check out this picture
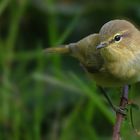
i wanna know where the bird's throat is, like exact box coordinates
[101,47,120,62]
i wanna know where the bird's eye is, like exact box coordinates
[114,34,122,42]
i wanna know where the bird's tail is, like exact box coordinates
[43,45,71,54]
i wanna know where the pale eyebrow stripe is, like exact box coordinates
[108,30,129,44]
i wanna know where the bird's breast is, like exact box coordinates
[105,61,136,79]
[86,59,139,87]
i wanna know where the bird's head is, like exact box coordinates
[96,20,139,62]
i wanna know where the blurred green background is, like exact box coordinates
[1,0,140,139]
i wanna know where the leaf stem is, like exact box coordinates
[112,85,129,140]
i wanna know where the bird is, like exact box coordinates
[44,19,140,88]
[44,20,140,134]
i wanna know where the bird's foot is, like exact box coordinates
[113,106,128,116]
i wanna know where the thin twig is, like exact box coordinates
[112,85,129,140]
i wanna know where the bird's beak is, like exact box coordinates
[96,42,108,50]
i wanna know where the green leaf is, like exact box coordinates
[130,103,139,110]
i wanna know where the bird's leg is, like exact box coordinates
[118,85,129,115]
[98,87,116,111]
[98,87,128,115]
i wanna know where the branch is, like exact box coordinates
[112,85,129,140]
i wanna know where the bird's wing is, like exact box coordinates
[75,34,104,73]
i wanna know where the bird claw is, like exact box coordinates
[114,106,128,116]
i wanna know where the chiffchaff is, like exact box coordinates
[44,19,140,87]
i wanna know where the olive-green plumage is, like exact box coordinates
[45,19,140,87]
